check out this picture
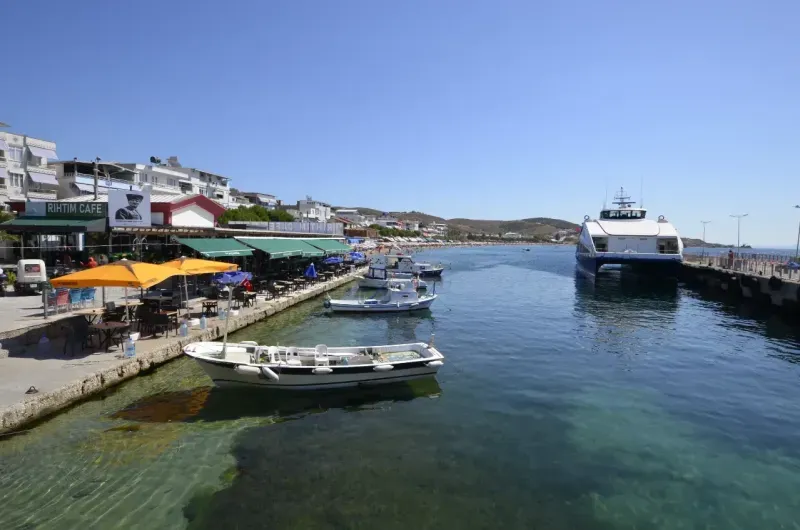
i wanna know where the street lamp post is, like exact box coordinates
[730,213,748,251]
[700,221,711,257]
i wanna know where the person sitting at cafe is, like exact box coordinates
[82,256,98,269]
[241,278,253,292]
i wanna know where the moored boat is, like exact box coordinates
[183,339,445,389]
[358,257,428,289]
[325,278,436,312]
[576,187,683,277]
[381,249,445,277]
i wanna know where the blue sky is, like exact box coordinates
[2,0,799,246]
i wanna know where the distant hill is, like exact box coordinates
[682,238,730,249]
[334,207,579,237]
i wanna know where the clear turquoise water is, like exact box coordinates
[2,246,800,529]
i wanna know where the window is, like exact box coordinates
[8,147,23,162]
[167,179,177,187]
[198,187,206,196]
[10,173,23,187]
[152,176,159,185]
[0,149,5,160]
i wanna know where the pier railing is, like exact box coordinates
[684,252,800,281]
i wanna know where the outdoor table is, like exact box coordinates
[276,280,295,292]
[75,307,105,324]
[118,300,143,308]
[243,292,257,307]
[293,278,307,289]
[91,321,129,352]
[158,310,179,333]
[256,280,269,293]
[202,300,219,316]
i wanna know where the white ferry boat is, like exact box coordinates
[576,188,683,276]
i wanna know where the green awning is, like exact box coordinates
[303,238,352,255]
[176,238,254,257]
[237,238,324,259]
[0,217,106,233]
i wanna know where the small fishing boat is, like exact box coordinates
[183,338,445,389]
[358,259,428,289]
[325,279,436,312]
[379,249,445,278]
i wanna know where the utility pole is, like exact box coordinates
[794,205,800,260]
[21,135,28,200]
[730,213,748,251]
[700,221,711,257]
[92,157,100,200]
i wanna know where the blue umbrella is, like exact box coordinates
[304,263,317,279]
[349,252,365,261]
[212,271,253,285]
[323,256,343,265]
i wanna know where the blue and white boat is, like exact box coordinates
[325,279,437,312]
[576,187,683,276]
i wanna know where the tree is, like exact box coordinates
[0,211,19,243]
[219,205,295,225]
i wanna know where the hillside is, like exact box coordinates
[681,238,730,249]
[336,207,579,237]
[445,217,579,237]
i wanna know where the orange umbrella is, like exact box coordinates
[161,257,238,275]
[161,257,239,316]
[50,259,186,289]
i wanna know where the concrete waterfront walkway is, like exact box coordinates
[0,269,364,434]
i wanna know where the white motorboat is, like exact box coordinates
[381,249,445,278]
[183,339,445,389]
[325,279,437,312]
[358,258,428,289]
[577,187,683,276]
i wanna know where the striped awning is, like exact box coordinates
[28,171,58,186]
[237,238,324,259]
[176,238,254,257]
[28,145,58,160]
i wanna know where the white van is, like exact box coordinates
[15,259,47,295]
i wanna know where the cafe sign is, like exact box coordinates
[26,201,108,218]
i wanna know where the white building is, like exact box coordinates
[50,160,141,199]
[423,222,448,237]
[375,216,401,229]
[404,220,420,232]
[334,208,366,226]
[52,155,236,206]
[238,191,278,209]
[0,130,59,205]
[502,232,523,239]
[297,197,332,222]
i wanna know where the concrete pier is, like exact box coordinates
[0,269,364,434]
[681,257,800,312]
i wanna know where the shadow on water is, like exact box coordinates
[112,379,443,425]
[181,389,622,530]
[573,270,679,326]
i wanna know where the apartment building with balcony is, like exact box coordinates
[0,131,59,206]
[296,197,332,222]
[50,159,143,198]
[53,155,236,205]
[235,191,278,209]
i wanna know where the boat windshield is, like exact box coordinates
[600,209,646,220]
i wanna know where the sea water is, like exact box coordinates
[2,246,800,529]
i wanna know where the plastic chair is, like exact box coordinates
[55,289,70,314]
[45,290,58,315]
[69,289,82,310]
[80,288,95,307]
[314,344,329,366]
